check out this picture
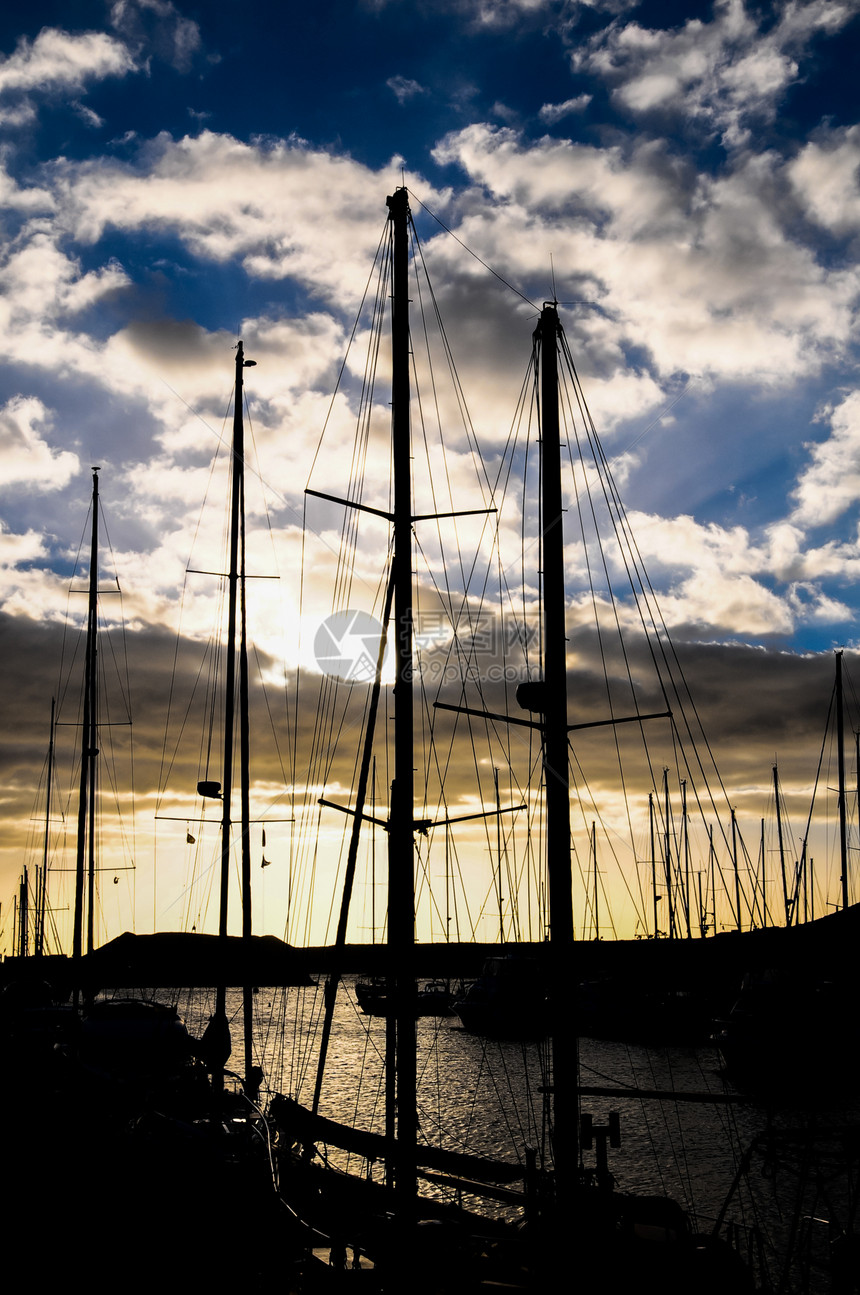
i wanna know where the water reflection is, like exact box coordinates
[146,978,859,1293]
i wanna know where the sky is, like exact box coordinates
[3,0,860,952]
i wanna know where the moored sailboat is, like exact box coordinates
[5,435,291,1290]
[269,188,757,1291]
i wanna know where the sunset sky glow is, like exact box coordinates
[3,0,860,951]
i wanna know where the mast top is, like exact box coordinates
[534,302,560,341]
[386,187,409,218]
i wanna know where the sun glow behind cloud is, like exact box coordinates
[3,0,860,949]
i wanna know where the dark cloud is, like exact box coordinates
[2,595,853,946]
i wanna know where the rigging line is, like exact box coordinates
[408,189,539,311]
[561,366,641,819]
[157,395,231,807]
[502,334,552,601]
[97,505,132,713]
[558,332,742,907]
[568,749,645,931]
[415,612,532,940]
[412,224,497,506]
[54,501,96,724]
[159,379,383,614]
[410,231,468,605]
[242,407,297,820]
[412,527,497,790]
[250,640,294,812]
[618,377,699,460]
[558,373,656,924]
[574,405,712,789]
[93,514,137,876]
[291,495,313,930]
[308,555,392,810]
[321,227,388,619]
[307,215,390,482]
[802,683,835,875]
[459,405,536,829]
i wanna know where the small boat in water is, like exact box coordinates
[356,978,454,1017]
[713,965,856,1093]
[454,954,549,1039]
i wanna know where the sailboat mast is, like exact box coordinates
[37,697,55,956]
[17,867,28,957]
[73,468,100,968]
[311,572,394,1117]
[237,355,256,1089]
[681,779,691,938]
[650,792,659,936]
[731,807,741,932]
[591,821,599,940]
[215,341,256,1093]
[710,824,717,936]
[663,768,674,938]
[836,649,849,911]
[774,763,789,925]
[495,767,504,942]
[387,186,417,1206]
[536,303,575,1202]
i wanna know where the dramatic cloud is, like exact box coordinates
[432,125,859,386]
[3,0,860,943]
[52,132,431,305]
[569,0,859,147]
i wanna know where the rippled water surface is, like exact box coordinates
[145,978,859,1293]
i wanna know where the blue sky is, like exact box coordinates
[3,0,860,945]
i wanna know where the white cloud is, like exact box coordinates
[0,27,134,124]
[0,396,79,490]
[432,0,553,26]
[387,75,426,103]
[0,521,48,566]
[72,101,106,129]
[0,86,853,658]
[570,0,860,147]
[789,124,860,235]
[52,132,440,309]
[662,569,797,635]
[432,125,859,384]
[791,391,860,528]
[0,7,202,129]
[0,227,129,334]
[538,94,592,123]
[619,509,856,636]
[0,162,53,213]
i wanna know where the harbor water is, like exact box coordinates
[135,977,860,1293]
